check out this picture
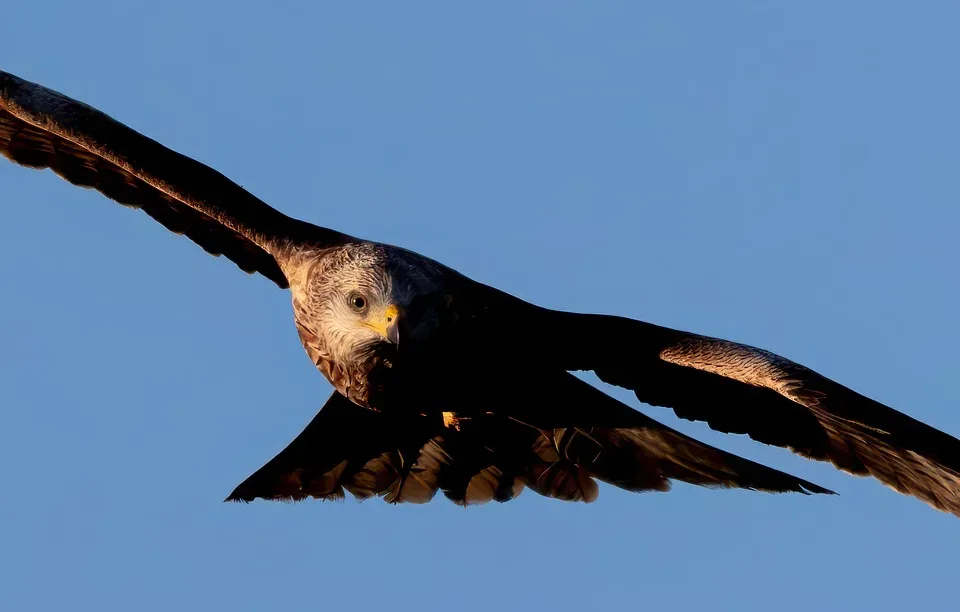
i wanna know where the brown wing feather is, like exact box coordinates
[226,392,523,506]
[547,309,960,517]
[227,374,831,506]
[503,369,832,498]
[0,70,347,288]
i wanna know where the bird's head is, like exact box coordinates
[289,243,446,366]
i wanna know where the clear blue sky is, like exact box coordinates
[2,3,959,611]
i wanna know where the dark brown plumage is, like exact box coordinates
[535,311,960,516]
[228,372,832,505]
[0,72,345,288]
[3,68,960,519]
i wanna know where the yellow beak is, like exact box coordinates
[366,304,401,345]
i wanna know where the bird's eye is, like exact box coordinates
[348,293,367,312]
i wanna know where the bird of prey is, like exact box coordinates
[3,70,960,517]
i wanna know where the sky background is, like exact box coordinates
[2,3,959,611]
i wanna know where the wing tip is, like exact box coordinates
[224,491,251,503]
[802,482,837,496]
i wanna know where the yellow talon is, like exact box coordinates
[442,412,461,431]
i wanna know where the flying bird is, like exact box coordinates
[3,69,960,516]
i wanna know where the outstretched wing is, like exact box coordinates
[544,309,960,517]
[0,70,347,288]
[227,372,831,506]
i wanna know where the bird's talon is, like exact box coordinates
[442,412,462,431]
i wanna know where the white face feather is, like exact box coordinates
[288,243,445,367]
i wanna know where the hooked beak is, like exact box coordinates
[385,315,400,346]
[370,304,401,346]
